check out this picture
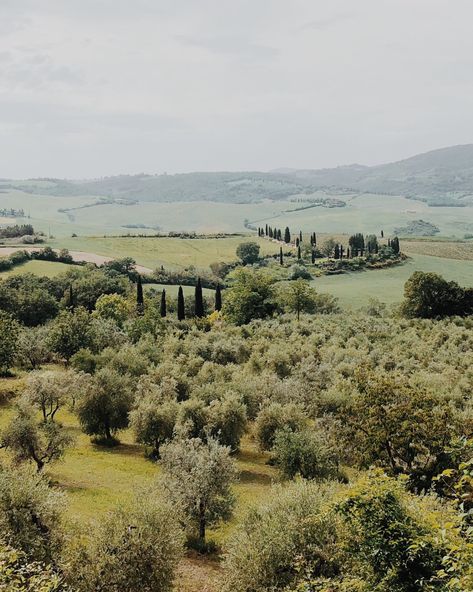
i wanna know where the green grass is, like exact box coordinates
[0,371,275,538]
[49,236,279,271]
[0,259,73,278]
[313,254,473,309]
[3,188,473,238]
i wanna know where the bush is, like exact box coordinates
[272,428,342,481]
[254,403,308,451]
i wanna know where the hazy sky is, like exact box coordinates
[1,0,472,178]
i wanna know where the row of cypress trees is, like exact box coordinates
[136,276,222,320]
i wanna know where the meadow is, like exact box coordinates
[2,188,473,238]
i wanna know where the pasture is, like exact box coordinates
[2,188,473,238]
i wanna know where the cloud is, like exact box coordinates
[175,34,279,62]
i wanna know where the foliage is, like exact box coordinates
[66,491,184,592]
[75,367,133,443]
[130,396,178,458]
[47,308,94,362]
[280,279,318,320]
[272,427,342,481]
[223,268,276,325]
[1,403,73,472]
[401,271,473,318]
[236,242,261,265]
[0,464,64,562]
[0,311,19,375]
[255,403,308,451]
[160,437,237,543]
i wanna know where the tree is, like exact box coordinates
[0,311,19,375]
[272,428,341,481]
[94,293,130,327]
[222,268,276,325]
[160,437,237,545]
[76,367,133,443]
[254,403,308,451]
[279,246,283,266]
[47,308,94,363]
[1,402,73,472]
[215,284,222,311]
[391,236,400,254]
[68,492,184,592]
[15,288,59,326]
[401,271,469,318]
[334,244,340,259]
[349,233,365,254]
[66,284,74,310]
[206,393,247,451]
[366,234,378,254]
[195,278,204,318]
[0,464,64,562]
[281,279,318,320]
[284,227,291,244]
[177,286,185,321]
[236,242,260,265]
[130,397,178,458]
[160,289,167,317]
[21,369,83,422]
[299,230,303,243]
[16,326,50,370]
[297,245,301,260]
[136,275,144,314]
[321,238,337,257]
[338,370,461,491]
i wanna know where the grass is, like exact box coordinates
[49,235,279,271]
[145,283,215,297]
[313,254,473,309]
[3,188,473,239]
[0,259,73,278]
[0,369,276,592]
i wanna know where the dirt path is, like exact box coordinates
[0,247,153,274]
[176,554,222,592]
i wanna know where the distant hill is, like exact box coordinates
[284,144,473,206]
[2,144,473,206]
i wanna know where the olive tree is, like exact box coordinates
[21,370,79,422]
[66,492,184,592]
[1,403,73,472]
[236,241,260,265]
[130,397,178,458]
[280,279,318,320]
[160,437,237,545]
[254,403,308,451]
[0,464,65,562]
[76,367,133,443]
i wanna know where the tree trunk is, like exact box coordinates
[199,501,206,543]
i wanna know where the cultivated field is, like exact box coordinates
[2,188,473,238]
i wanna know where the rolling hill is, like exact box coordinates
[1,144,473,206]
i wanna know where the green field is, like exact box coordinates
[0,259,73,278]
[313,254,473,309]
[49,235,280,270]
[2,188,473,239]
[145,283,215,297]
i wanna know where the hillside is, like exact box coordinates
[1,145,473,206]
[285,144,473,205]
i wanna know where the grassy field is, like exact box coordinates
[0,259,73,278]
[0,370,275,592]
[49,235,280,270]
[2,188,473,238]
[313,254,473,309]
[145,283,215,297]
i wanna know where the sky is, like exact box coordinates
[1,0,472,178]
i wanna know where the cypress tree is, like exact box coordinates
[347,247,351,258]
[195,278,204,318]
[340,245,344,259]
[279,246,283,266]
[296,237,300,247]
[313,233,317,247]
[269,227,273,238]
[136,275,144,314]
[67,284,74,310]
[311,250,315,264]
[265,224,268,236]
[297,245,301,260]
[160,289,167,317]
[299,230,302,243]
[334,244,340,259]
[177,286,185,321]
[277,229,282,241]
[284,227,291,244]
[215,284,222,311]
